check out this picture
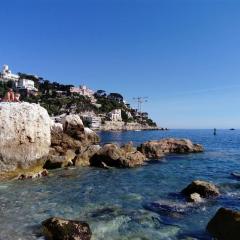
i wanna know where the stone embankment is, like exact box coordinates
[100,121,165,131]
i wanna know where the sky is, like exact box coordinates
[1,0,240,128]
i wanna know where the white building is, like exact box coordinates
[108,109,122,122]
[81,112,102,129]
[0,65,19,83]
[17,79,38,91]
[0,64,38,92]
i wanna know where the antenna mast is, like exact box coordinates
[133,97,148,113]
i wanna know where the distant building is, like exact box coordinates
[17,79,38,91]
[70,85,94,97]
[141,112,148,118]
[70,85,96,103]
[108,109,122,122]
[0,65,19,83]
[81,112,102,129]
[0,64,38,93]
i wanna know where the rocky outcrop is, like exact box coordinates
[48,114,100,169]
[90,143,147,168]
[0,102,51,179]
[181,180,220,199]
[207,208,240,240]
[42,217,91,240]
[51,115,99,152]
[75,145,101,167]
[44,149,76,169]
[138,138,203,159]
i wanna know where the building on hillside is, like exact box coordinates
[70,85,94,97]
[0,65,38,94]
[0,65,19,83]
[17,79,38,92]
[81,112,102,130]
[82,116,101,130]
[70,85,96,103]
[108,109,122,122]
[141,112,149,118]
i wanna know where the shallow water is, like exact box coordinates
[1,129,240,239]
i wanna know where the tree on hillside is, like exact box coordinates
[108,93,123,102]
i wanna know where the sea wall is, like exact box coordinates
[100,121,161,131]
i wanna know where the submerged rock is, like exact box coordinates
[207,207,240,240]
[181,180,220,199]
[138,138,203,159]
[143,200,190,218]
[90,143,146,168]
[231,172,240,179]
[42,217,92,240]
[0,102,51,179]
[17,169,48,180]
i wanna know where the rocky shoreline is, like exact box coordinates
[1,102,239,240]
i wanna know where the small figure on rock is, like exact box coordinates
[14,92,21,102]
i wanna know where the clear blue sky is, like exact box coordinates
[1,0,240,128]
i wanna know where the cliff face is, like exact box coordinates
[0,102,51,177]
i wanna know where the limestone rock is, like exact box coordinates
[44,149,76,169]
[188,193,203,203]
[90,143,146,168]
[42,217,91,240]
[75,145,101,167]
[181,180,220,198]
[61,114,84,134]
[0,102,51,178]
[207,208,240,240]
[138,138,204,159]
[51,117,99,153]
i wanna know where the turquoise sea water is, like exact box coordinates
[1,129,240,240]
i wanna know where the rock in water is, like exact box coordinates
[207,208,240,240]
[181,180,220,198]
[42,217,92,240]
[138,138,203,159]
[48,114,100,169]
[188,193,203,203]
[90,143,146,168]
[75,145,101,167]
[0,102,51,178]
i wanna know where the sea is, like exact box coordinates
[1,129,240,240]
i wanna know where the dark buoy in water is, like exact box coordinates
[213,128,217,135]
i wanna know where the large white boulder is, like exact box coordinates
[0,102,51,175]
[61,114,84,133]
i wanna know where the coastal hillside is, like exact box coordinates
[0,67,159,130]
